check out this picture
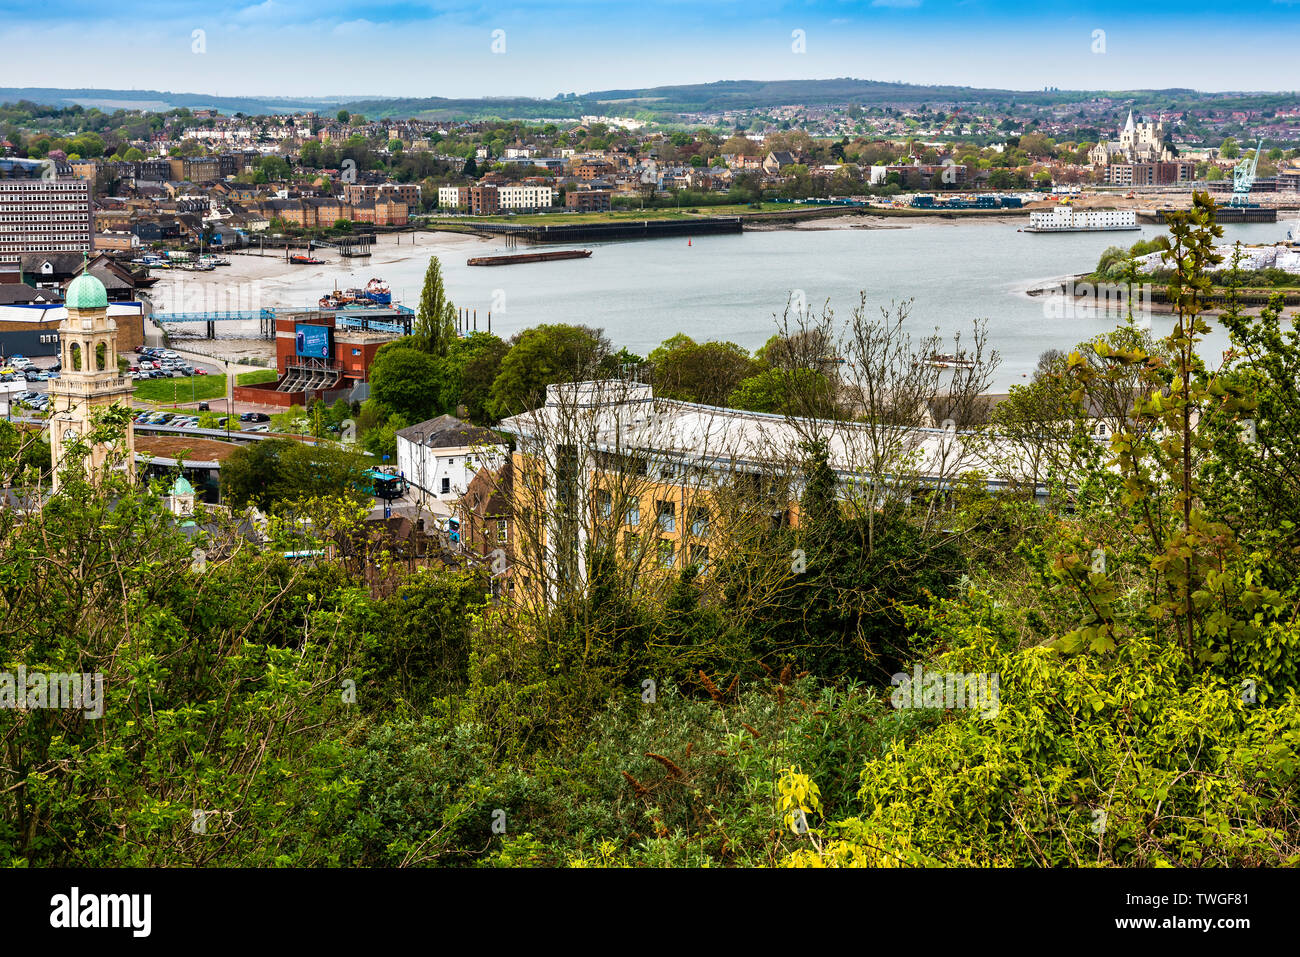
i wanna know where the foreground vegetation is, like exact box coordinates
[2,195,1298,867]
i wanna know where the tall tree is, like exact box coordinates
[412,256,458,357]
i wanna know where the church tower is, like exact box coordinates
[48,273,136,489]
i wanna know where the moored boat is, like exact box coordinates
[467,249,592,267]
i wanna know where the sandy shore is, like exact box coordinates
[149,231,486,314]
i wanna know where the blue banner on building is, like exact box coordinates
[295,323,332,358]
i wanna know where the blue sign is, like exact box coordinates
[295,323,332,358]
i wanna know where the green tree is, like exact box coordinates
[221,438,368,508]
[653,339,759,406]
[412,256,458,357]
[437,331,509,424]
[488,324,611,419]
[370,345,443,423]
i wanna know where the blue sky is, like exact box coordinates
[2,1,1297,98]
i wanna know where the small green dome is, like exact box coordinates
[65,274,108,310]
[169,476,195,497]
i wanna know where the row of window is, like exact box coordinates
[593,490,709,534]
[621,532,709,570]
[0,208,90,215]
[0,186,89,193]
[0,244,89,252]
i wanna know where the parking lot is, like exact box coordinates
[1,347,281,434]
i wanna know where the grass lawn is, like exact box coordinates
[135,375,227,403]
[134,368,280,404]
[236,368,278,386]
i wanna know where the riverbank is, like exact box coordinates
[424,202,1032,240]
[151,230,488,314]
[1024,274,1300,316]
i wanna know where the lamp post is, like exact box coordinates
[414,432,425,509]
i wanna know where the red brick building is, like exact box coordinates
[565,189,612,212]
[342,182,421,210]
[232,313,399,408]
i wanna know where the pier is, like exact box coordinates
[151,305,414,339]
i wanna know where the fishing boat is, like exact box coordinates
[290,254,325,265]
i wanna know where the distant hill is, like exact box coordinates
[0,88,351,115]
[3,80,1294,123]
[338,96,589,121]
[344,79,1295,121]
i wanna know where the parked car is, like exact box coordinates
[246,424,271,433]
[239,412,270,423]
[45,370,59,379]
[23,369,45,381]
[193,368,209,376]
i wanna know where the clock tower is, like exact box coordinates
[48,273,136,489]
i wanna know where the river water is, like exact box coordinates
[176,217,1297,390]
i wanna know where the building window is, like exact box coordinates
[496,519,508,544]
[690,507,709,537]
[656,500,675,533]
[658,538,675,568]
[689,544,709,573]
[623,531,643,561]
[596,488,612,517]
[624,497,640,526]
[441,477,451,494]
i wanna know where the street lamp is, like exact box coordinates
[414,432,425,508]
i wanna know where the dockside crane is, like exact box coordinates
[1229,137,1265,207]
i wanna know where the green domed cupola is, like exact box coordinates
[65,274,109,310]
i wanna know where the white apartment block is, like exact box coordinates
[496,184,554,209]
